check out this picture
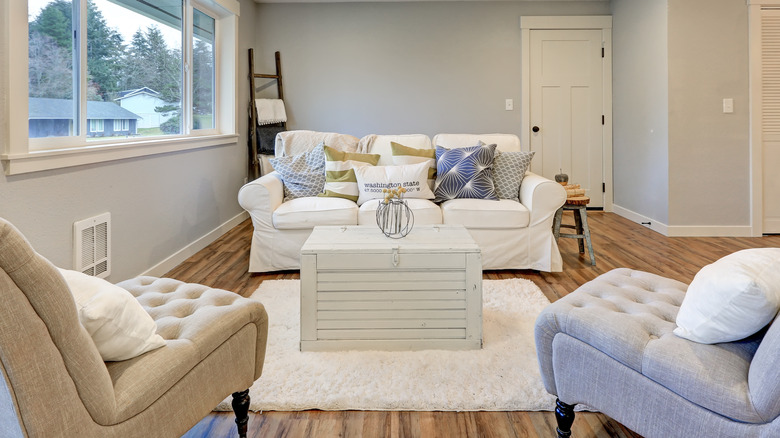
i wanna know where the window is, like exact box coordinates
[192,8,215,131]
[4,0,239,174]
[113,119,129,132]
[89,119,104,133]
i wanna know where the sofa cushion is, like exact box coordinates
[441,199,529,229]
[353,161,434,206]
[434,143,498,203]
[357,198,443,226]
[269,142,326,201]
[275,130,359,157]
[391,141,437,189]
[357,134,432,165]
[274,197,358,230]
[319,146,380,202]
[492,150,535,202]
[674,248,780,344]
[432,133,522,153]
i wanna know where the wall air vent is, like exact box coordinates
[73,213,111,279]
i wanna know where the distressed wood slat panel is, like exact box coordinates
[318,309,467,320]
[317,328,466,340]
[317,300,466,311]
[317,318,467,330]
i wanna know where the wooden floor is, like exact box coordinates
[171,212,780,438]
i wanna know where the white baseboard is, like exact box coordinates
[612,204,754,237]
[666,225,754,237]
[612,204,669,236]
[142,211,249,277]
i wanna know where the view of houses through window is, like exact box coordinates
[28,0,216,141]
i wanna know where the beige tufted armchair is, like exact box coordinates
[0,218,268,437]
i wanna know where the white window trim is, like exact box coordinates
[1,0,239,176]
[113,119,129,132]
[90,119,104,133]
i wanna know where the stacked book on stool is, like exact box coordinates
[552,172,595,265]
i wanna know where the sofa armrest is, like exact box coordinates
[519,172,567,226]
[237,172,284,229]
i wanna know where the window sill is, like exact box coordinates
[1,134,239,175]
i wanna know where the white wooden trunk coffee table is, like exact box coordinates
[300,225,482,351]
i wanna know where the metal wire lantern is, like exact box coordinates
[376,198,414,238]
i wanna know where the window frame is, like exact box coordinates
[89,119,104,133]
[113,119,129,132]
[1,0,238,175]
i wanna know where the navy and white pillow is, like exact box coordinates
[433,143,498,203]
[269,142,327,201]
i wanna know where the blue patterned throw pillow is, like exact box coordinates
[269,142,327,201]
[434,143,498,203]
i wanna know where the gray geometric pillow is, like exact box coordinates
[492,150,535,202]
[269,142,326,201]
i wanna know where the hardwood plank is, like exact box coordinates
[172,213,780,437]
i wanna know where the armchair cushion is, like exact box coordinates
[674,248,780,344]
[58,268,165,361]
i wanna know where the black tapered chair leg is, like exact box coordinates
[232,389,250,438]
[555,398,576,438]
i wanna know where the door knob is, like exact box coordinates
[532,126,540,133]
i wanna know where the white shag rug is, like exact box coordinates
[216,278,556,412]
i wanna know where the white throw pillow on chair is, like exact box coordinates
[674,248,780,344]
[59,268,166,361]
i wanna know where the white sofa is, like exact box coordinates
[238,131,567,272]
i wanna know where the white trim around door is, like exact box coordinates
[520,16,613,212]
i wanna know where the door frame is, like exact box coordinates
[748,0,780,236]
[520,16,613,212]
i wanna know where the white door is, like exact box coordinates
[529,29,605,208]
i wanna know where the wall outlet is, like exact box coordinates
[505,99,514,111]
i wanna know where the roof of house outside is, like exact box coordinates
[29,98,142,120]
[115,87,161,100]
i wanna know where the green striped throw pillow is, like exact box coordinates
[319,145,381,202]
[390,141,437,189]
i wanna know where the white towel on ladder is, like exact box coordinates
[255,99,287,125]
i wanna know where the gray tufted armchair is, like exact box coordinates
[535,268,780,438]
[0,218,268,437]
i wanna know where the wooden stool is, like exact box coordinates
[553,198,595,266]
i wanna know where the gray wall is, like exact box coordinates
[0,0,258,281]
[253,1,610,139]
[667,0,750,227]
[611,0,669,224]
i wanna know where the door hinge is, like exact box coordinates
[602,47,605,58]
[602,182,606,193]
[602,115,605,125]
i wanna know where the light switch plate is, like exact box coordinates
[723,98,734,114]
[505,99,514,111]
